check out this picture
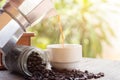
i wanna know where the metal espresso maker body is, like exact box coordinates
[0,0,56,76]
[0,0,56,55]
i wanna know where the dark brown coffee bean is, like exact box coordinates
[25,52,104,80]
[87,73,94,79]
[84,70,88,74]
[97,72,104,77]
[94,74,101,79]
[78,77,87,80]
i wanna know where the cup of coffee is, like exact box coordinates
[46,44,82,70]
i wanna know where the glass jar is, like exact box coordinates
[2,45,46,76]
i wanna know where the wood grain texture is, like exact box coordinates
[0,58,120,80]
[78,58,120,80]
[17,33,34,46]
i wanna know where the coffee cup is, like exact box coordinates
[46,44,82,70]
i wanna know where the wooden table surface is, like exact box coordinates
[0,58,120,80]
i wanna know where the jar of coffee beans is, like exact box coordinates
[2,45,47,76]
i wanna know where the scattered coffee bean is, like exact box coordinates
[25,52,104,80]
[97,72,104,77]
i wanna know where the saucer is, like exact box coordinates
[50,61,81,70]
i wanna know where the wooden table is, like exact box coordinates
[0,58,120,80]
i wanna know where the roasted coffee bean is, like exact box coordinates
[84,70,88,74]
[94,74,101,79]
[78,77,87,80]
[86,73,94,79]
[25,52,104,80]
[97,72,104,77]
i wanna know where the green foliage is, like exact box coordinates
[0,0,6,8]
[28,0,116,57]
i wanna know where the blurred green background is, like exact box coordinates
[28,0,116,58]
[0,0,6,8]
[1,0,118,58]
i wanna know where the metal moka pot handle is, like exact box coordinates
[1,0,56,31]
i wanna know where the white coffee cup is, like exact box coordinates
[46,44,82,70]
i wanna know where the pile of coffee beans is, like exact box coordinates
[25,52,104,80]
[27,52,46,73]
